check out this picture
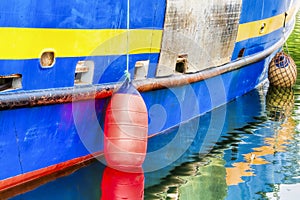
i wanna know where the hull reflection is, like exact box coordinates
[144,88,266,198]
[101,167,144,200]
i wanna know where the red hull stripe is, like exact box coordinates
[0,153,102,198]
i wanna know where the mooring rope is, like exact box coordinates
[282,23,290,55]
[125,0,131,81]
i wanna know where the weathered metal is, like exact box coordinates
[156,0,242,76]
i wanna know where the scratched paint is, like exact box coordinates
[156,0,242,76]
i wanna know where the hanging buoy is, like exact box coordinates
[266,86,294,121]
[268,52,297,87]
[101,167,144,200]
[104,78,148,170]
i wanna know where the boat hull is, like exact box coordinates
[0,51,277,185]
[0,0,299,193]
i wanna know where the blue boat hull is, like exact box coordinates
[0,52,274,180]
[0,0,299,191]
[8,87,295,199]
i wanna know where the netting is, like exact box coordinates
[266,86,294,121]
[268,52,297,87]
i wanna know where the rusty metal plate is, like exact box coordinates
[156,0,242,76]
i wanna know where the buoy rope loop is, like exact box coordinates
[124,0,131,82]
[124,70,131,81]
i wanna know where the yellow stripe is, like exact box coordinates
[1,7,296,59]
[236,14,285,42]
[0,28,162,59]
[236,7,296,42]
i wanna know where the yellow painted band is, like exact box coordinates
[236,8,296,42]
[0,7,296,59]
[236,14,285,42]
[0,28,162,59]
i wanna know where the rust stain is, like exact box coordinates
[157,0,242,76]
[0,63,234,110]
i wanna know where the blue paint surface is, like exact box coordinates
[11,87,287,200]
[0,0,292,189]
[0,113,23,179]
[10,83,300,200]
[239,0,290,24]
[0,0,289,92]
[130,0,166,29]
[0,53,160,91]
[0,100,106,180]
[144,54,268,134]
[0,0,166,29]
[93,53,160,84]
[0,58,78,90]
[12,162,105,200]
[0,52,270,180]
[231,28,284,60]
[231,0,293,60]
[0,0,166,91]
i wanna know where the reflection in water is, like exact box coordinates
[227,84,298,200]
[101,167,144,200]
[266,86,294,121]
[226,85,296,188]
[178,156,227,200]
[144,88,266,199]
[145,154,227,200]
[144,84,297,199]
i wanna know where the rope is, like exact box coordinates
[284,41,290,55]
[282,21,290,55]
[124,70,131,80]
[125,0,131,81]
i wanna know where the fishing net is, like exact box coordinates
[268,52,297,87]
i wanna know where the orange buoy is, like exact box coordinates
[104,78,148,170]
[101,167,144,200]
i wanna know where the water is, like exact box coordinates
[7,14,300,200]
